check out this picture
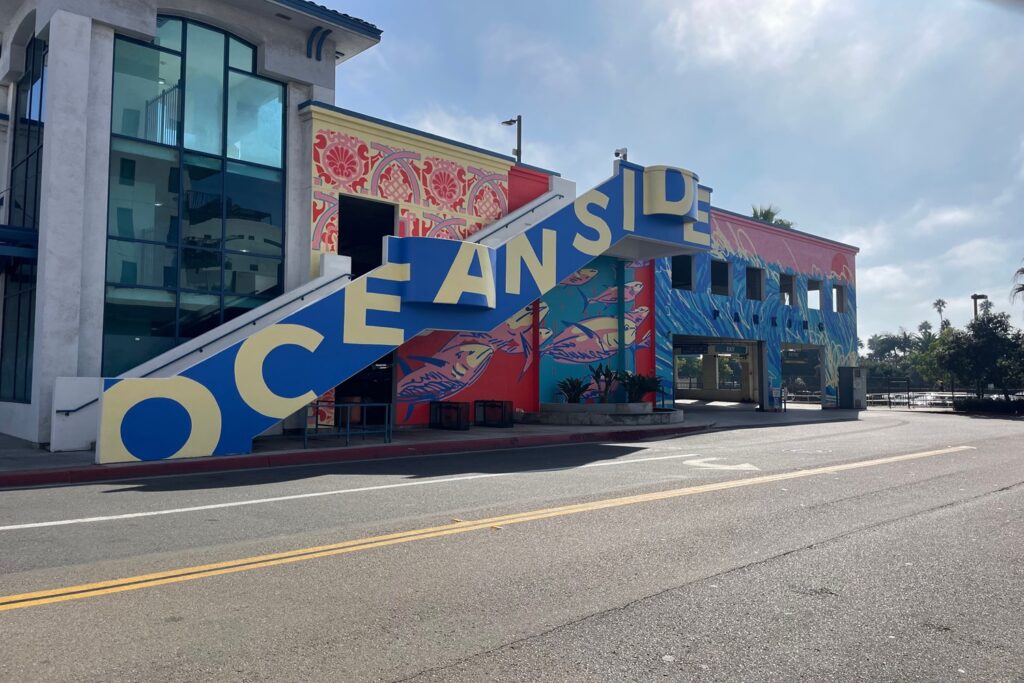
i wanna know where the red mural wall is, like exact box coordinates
[394,166,552,425]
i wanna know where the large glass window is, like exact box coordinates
[1,37,47,402]
[112,39,181,145]
[227,72,284,167]
[107,138,179,242]
[183,25,225,155]
[103,18,284,376]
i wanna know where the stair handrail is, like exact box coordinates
[57,269,352,415]
[467,191,565,243]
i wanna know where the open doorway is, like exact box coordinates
[333,194,398,424]
[781,343,824,408]
[672,336,763,408]
[336,194,397,277]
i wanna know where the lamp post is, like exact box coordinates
[971,293,988,321]
[971,293,989,399]
[501,115,522,163]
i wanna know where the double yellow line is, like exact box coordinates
[0,445,974,613]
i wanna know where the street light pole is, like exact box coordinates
[970,293,988,399]
[501,115,522,163]
[971,293,988,321]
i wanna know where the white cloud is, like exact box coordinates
[409,106,561,172]
[838,220,891,257]
[914,206,984,234]
[653,0,834,70]
[857,264,917,296]
[478,26,580,93]
[940,237,1011,268]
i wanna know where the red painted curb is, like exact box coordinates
[0,424,708,489]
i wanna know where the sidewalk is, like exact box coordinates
[0,407,860,488]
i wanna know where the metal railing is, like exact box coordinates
[303,401,392,448]
[468,192,566,243]
[56,269,353,415]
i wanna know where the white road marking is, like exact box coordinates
[580,453,699,467]
[0,452,710,532]
[681,457,760,471]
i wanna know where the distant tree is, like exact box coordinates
[916,321,935,351]
[751,204,795,228]
[979,299,994,317]
[934,312,1024,400]
[933,298,947,330]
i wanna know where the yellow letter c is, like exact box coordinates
[235,323,324,418]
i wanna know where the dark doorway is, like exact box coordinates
[337,194,396,277]
[334,353,394,426]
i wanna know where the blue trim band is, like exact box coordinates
[299,101,561,176]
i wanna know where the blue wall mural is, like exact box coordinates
[654,210,858,409]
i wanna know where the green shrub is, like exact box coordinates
[952,397,1024,415]
[616,371,662,403]
[588,363,617,403]
[556,377,587,404]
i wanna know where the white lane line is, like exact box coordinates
[0,453,702,532]
[581,453,699,467]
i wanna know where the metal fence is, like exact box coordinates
[304,401,392,448]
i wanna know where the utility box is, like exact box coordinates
[838,366,867,410]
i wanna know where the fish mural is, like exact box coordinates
[396,336,496,418]
[560,267,599,286]
[541,312,650,365]
[582,281,644,312]
[485,302,550,379]
[627,260,649,269]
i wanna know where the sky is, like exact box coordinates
[325,0,1024,340]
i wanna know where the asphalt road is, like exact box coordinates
[0,410,1022,682]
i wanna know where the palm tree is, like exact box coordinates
[751,204,795,228]
[1013,263,1024,302]
[933,298,947,329]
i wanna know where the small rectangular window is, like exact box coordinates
[808,279,822,310]
[710,259,730,296]
[833,285,846,313]
[746,267,763,300]
[229,38,254,72]
[779,273,796,306]
[671,255,693,290]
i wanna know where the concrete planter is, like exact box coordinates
[540,402,653,415]
[524,403,683,426]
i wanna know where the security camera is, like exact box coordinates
[614,147,628,160]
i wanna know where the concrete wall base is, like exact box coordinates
[522,407,684,426]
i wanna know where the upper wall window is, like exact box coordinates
[780,273,796,306]
[808,279,822,310]
[745,267,763,301]
[710,259,730,296]
[671,255,693,290]
[833,285,846,313]
[112,40,181,146]
[112,18,281,168]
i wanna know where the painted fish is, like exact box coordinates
[560,267,599,286]
[626,260,649,269]
[582,281,644,311]
[396,338,495,417]
[541,315,640,364]
[625,305,651,326]
[485,302,551,379]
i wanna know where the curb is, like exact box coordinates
[0,423,712,490]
